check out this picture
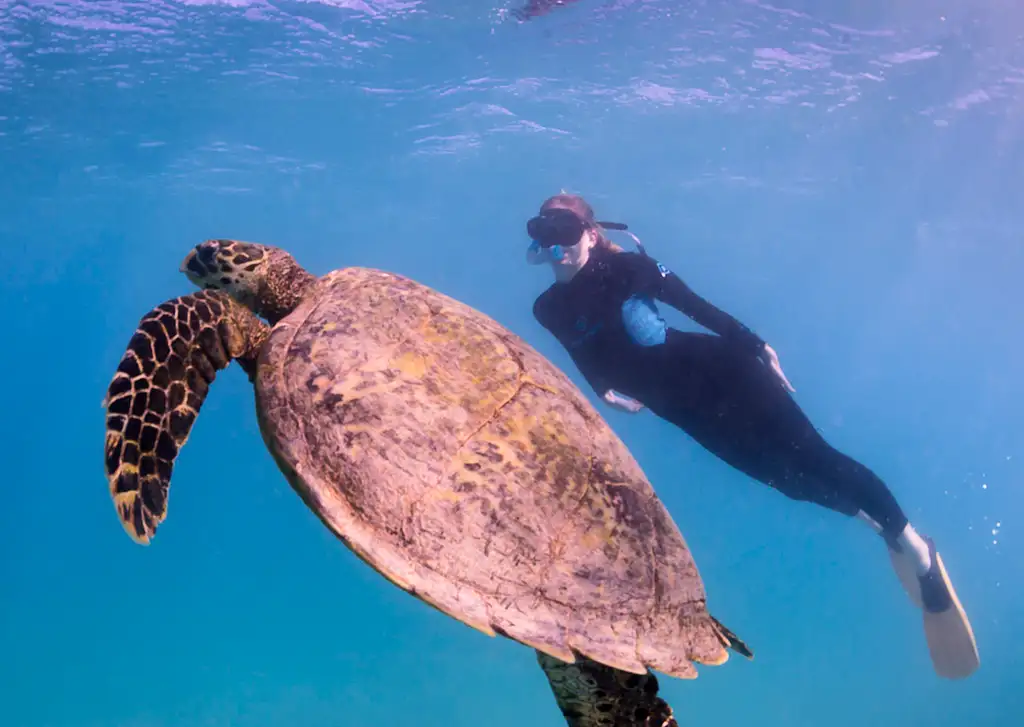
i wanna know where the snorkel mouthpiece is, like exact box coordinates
[526,239,565,265]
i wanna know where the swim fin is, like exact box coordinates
[919,540,980,680]
[887,537,978,679]
[887,544,924,608]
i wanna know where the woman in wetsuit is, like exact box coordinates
[524,193,979,680]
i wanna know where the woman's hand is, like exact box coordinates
[603,389,645,413]
[762,343,796,393]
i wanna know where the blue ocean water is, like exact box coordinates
[1,1,1021,726]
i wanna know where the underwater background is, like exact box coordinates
[1,1,1021,726]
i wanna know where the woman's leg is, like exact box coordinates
[783,431,939,586]
[787,437,909,540]
[642,332,883,519]
[648,333,923,546]
[642,332,978,677]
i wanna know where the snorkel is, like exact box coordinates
[593,220,648,257]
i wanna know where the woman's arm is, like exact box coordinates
[532,292,646,410]
[533,294,612,399]
[644,257,766,355]
[636,255,795,391]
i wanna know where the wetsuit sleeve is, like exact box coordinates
[532,294,612,398]
[563,350,613,399]
[643,258,766,355]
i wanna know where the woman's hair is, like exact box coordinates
[539,193,625,253]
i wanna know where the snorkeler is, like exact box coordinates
[524,193,980,680]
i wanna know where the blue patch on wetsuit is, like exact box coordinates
[621,295,667,346]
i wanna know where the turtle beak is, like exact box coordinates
[179,249,196,275]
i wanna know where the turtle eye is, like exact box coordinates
[196,243,218,267]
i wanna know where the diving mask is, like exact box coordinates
[527,207,589,250]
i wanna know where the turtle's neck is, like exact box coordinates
[257,250,318,325]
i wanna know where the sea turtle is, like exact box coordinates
[103,239,753,726]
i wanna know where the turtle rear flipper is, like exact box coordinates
[537,651,678,727]
[710,615,753,660]
[103,291,269,545]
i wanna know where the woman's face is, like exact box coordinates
[526,227,598,268]
[558,227,598,267]
[525,207,599,271]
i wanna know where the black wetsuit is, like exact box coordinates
[533,245,908,539]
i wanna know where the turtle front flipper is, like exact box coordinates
[537,651,679,727]
[103,290,270,544]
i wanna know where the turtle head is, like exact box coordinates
[181,239,269,306]
[181,239,316,324]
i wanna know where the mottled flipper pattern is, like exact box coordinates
[538,652,678,727]
[103,290,269,544]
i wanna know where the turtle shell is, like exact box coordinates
[254,267,731,678]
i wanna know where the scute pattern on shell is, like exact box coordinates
[254,268,730,678]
